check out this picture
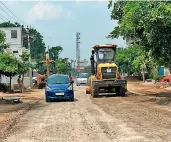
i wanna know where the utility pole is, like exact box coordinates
[48,37,50,54]
[27,26,32,88]
[73,61,76,70]
[48,45,50,54]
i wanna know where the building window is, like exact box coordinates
[13,51,18,54]
[11,30,17,38]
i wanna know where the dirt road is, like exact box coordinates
[1,86,171,142]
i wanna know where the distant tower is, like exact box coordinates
[76,32,81,72]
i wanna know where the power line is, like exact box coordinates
[0,16,4,22]
[0,13,10,21]
[0,1,26,25]
[0,4,18,22]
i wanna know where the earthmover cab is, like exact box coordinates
[36,54,57,89]
[87,44,127,97]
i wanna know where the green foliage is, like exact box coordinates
[23,28,46,60]
[0,31,5,44]
[0,21,20,27]
[20,51,29,62]
[0,30,6,52]
[116,44,159,79]
[0,51,31,77]
[34,45,71,74]
[56,58,71,74]
[149,67,159,80]
[0,53,19,76]
[116,44,144,75]
[108,1,171,68]
[19,51,31,74]
[49,46,63,60]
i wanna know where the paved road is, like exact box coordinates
[2,86,171,142]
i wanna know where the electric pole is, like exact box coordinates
[76,32,81,73]
[48,45,50,54]
[48,37,50,54]
[26,26,32,88]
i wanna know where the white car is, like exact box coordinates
[76,73,89,86]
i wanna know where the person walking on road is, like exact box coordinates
[17,75,23,93]
[90,50,95,75]
[69,73,73,81]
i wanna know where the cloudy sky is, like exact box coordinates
[1,0,126,61]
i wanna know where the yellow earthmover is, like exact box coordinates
[86,44,127,97]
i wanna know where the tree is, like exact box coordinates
[0,51,32,91]
[19,51,31,77]
[116,44,159,80]
[20,51,29,62]
[108,1,171,68]
[56,58,71,74]
[0,31,5,43]
[141,62,146,82]
[0,21,21,27]
[19,51,33,80]
[0,31,6,52]
[23,28,46,60]
[116,45,144,75]
[0,52,19,89]
[49,46,63,60]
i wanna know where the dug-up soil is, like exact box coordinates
[0,89,44,139]
[0,84,171,141]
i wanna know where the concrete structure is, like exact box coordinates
[0,27,25,58]
[0,27,31,89]
[159,66,170,76]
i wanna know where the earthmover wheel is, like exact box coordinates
[120,86,126,97]
[92,88,98,98]
[38,84,43,89]
[116,86,125,97]
[91,81,98,98]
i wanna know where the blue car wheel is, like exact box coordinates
[45,96,50,102]
[70,97,74,101]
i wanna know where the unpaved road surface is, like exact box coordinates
[1,86,171,142]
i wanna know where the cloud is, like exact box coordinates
[28,2,65,21]
[75,0,108,6]
[65,11,72,20]
[97,1,108,4]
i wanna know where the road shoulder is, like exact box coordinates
[0,89,44,139]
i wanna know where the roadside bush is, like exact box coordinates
[155,76,162,82]
[149,67,159,81]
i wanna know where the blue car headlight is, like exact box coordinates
[67,85,73,91]
[46,86,51,91]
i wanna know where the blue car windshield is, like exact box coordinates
[47,75,70,84]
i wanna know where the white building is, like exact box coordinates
[0,27,28,58]
[0,27,31,89]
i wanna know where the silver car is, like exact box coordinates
[76,73,89,86]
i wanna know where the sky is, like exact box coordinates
[1,0,126,61]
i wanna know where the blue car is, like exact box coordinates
[45,74,74,102]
